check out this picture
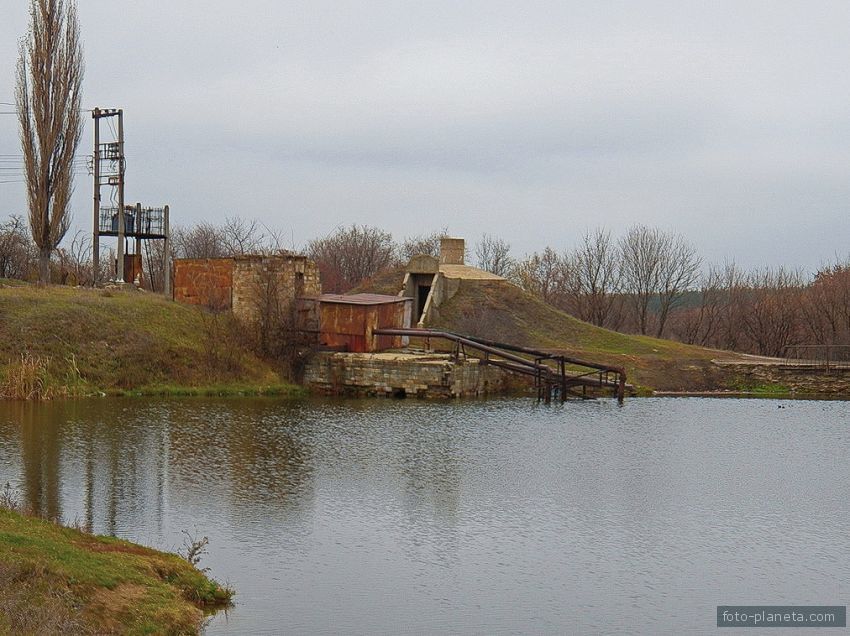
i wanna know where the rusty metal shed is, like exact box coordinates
[312,293,412,353]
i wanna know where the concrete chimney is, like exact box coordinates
[439,237,465,265]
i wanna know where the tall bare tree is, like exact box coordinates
[618,225,700,336]
[570,228,621,327]
[16,0,84,285]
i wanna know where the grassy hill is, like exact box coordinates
[356,270,746,393]
[433,280,742,393]
[0,282,298,398]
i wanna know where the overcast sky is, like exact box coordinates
[1,0,849,271]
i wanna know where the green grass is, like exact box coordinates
[732,381,791,395]
[115,383,308,398]
[0,284,297,398]
[0,508,231,634]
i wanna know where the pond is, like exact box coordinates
[0,397,848,634]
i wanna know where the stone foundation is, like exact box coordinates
[726,363,850,396]
[303,351,508,398]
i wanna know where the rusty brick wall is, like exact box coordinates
[172,258,235,310]
[231,255,321,323]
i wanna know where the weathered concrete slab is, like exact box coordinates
[304,351,508,398]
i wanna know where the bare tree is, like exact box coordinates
[172,222,224,259]
[399,229,447,261]
[801,259,850,345]
[55,228,96,285]
[220,216,265,256]
[671,267,723,346]
[618,226,701,337]
[511,247,567,305]
[569,228,621,327]
[475,234,514,277]
[741,267,804,357]
[0,215,36,280]
[16,0,84,285]
[306,224,397,293]
[655,232,701,337]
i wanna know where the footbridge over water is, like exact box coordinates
[373,327,629,403]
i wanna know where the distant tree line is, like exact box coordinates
[2,212,849,357]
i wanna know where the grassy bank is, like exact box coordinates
[0,283,299,399]
[0,508,231,634]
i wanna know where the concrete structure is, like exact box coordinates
[304,351,508,398]
[302,293,413,353]
[400,237,505,326]
[172,254,321,321]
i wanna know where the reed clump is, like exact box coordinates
[0,353,88,400]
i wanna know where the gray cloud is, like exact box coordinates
[1,0,849,271]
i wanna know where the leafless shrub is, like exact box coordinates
[179,529,210,572]
[0,215,37,280]
[307,224,397,293]
[399,228,447,261]
[244,265,313,379]
[172,222,225,259]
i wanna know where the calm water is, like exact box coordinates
[0,397,849,634]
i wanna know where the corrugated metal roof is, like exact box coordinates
[316,293,410,305]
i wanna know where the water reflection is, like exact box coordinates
[0,397,848,634]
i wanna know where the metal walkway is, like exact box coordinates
[373,327,628,403]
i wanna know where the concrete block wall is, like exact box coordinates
[230,255,321,323]
[439,237,465,265]
[304,352,507,398]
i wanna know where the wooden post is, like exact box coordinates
[617,370,626,404]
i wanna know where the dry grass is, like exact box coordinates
[0,352,49,399]
[0,284,297,397]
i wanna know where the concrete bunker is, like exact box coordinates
[400,237,505,327]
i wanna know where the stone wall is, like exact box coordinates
[304,351,508,398]
[231,255,321,323]
[728,363,850,396]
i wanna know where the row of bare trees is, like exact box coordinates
[510,226,701,338]
[670,263,850,356]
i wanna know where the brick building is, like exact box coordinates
[172,254,321,322]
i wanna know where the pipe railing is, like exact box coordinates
[373,327,627,402]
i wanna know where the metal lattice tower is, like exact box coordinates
[91,108,170,292]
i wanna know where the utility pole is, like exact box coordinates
[91,107,171,291]
[91,108,100,283]
[116,109,125,282]
[91,107,125,283]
